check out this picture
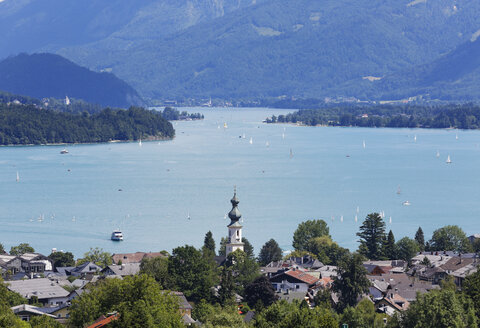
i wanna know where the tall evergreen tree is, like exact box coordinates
[357,213,386,260]
[415,227,425,251]
[203,231,216,255]
[383,230,396,260]
[258,239,283,266]
[242,237,255,259]
[218,267,235,305]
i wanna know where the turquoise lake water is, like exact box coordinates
[1,107,479,257]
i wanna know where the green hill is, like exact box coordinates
[0,53,144,108]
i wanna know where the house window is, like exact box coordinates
[296,285,300,289]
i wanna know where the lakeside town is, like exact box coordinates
[1,191,479,327]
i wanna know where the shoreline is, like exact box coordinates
[0,135,174,147]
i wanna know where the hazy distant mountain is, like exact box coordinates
[0,53,143,108]
[358,37,480,101]
[0,0,260,60]
[3,0,480,101]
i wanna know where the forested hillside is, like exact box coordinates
[0,104,174,145]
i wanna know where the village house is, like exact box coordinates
[375,293,410,316]
[367,272,439,303]
[6,278,70,306]
[111,251,166,264]
[10,304,56,322]
[270,268,319,293]
[0,253,53,278]
[56,261,102,277]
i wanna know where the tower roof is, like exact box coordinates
[228,187,242,222]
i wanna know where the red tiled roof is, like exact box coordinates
[112,252,165,264]
[284,270,319,285]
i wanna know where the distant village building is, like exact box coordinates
[225,188,244,257]
[111,252,165,265]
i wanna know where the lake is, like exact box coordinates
[1,107,478,257]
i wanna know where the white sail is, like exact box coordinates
[436,150,440,158]
[355,215,358,222]
[446,155,452,164]
[139,139,142,147]
[414,135,417,142]
[389,216,392,224]
[249,137,253,144]
[363,140,366,149]
[266,141,270,147]
[16,171,19,182]
[340,215,343,223]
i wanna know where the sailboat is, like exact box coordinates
[266,141,270,147]
[436,150,440,158]
[355,215,358,223]
[389,216,392,224]
[362,140,366,149]
[289,148,293,158]
[282,132,285,140]
[414,135,417,142]
[139,139,142,147]
[446,155,452,164]
[224,122,228,129]
[242,133,246,139]
[396,186,401,195]
[16,171,19,182]
[187,212,191,220]
[456,133,458,140]
[340,215,343,223]
[249,137,253,145]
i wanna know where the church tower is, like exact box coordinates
[225,187,244,256]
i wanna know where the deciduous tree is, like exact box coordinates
[244,276,277,309]
[332,253,370,311]
[77,247,112,268]
[48,251,75,268]
[292,219,330,251]
[429,225,472,253]
[68,275,183,328]
[139,256,170,289]
[168,245,217,302]
[306,236,350,265]
[10,243,34,256]
[400,289,477,328]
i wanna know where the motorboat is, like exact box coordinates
[111,230,123,241]
[402,201,411,206]
[60,148,69,154]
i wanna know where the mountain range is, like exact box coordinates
[2,0,480,102]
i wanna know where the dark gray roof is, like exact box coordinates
[171,292,193,310]
[243,311,256,323]
[72,261,102,274]
[6,278,70,300]
[102,263,140,276]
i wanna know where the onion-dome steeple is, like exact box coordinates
[228,187,242,224]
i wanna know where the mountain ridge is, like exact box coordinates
[0,53,144,108]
